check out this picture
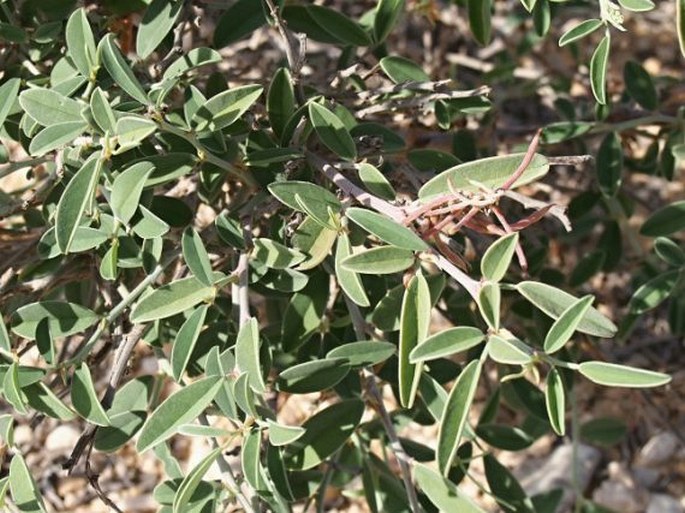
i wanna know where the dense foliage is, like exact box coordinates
[0,0,682,511]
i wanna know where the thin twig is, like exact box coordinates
[343,295,422,513]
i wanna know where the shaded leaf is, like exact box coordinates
[172,446,222,513]
[9,453,47,513]
[100,34,149,104]
[65,8,96,77]
[629,270,682,314]
[191,84,263,132]
[415,464,486,512]
[11,301,99,340]
[137,0,183,59]
[335,233,370,307]
[71,364,110,426]
[130,276,215,323]
[327,341,396,368]
[94,411,146,452]
[277,358,350,394]
[182,227,214,286]
[171,305,208,382]
[213,0,267,48]
[308,102,357,160]
[481,232,519,282]
[235,317,267,394]
[640,200,685,236]
[374,0,405,43]
[399,274,430,408]
[341,246,415,274]
[110,161,155,225]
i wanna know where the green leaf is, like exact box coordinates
[374,0,405,43]
[137,0,183,59]
[558,18,603,47]
[100,34,149,105]
[110,161,154,224]
[481,232,519,282]
[544,295,595,353]
[578,361,671,388]
[0,317,10,355]
[252,238,306,270]
[623,61,657,110]
[476,424,534,451]
[414,464,487,512]
[3,363,28,415]
[579,417,627,446]
[130,276,216,323]
[629,270,682,314]
[277,358,350,394]
[235,317,267,394]
[590,33,611,105]
[409,327,484,363]
[213,0,267,48]
[90,87,117,133]
[341,246,415,274]
[357,163,396,200]
[379,55,430,83]
[0,78,20,129]
[11,301,99,340]
[0,414,14,446]
[115,116,157,151]
[419,153,549,200]
[306,5,371,46]
[55,155,103,253]
[335,233,370,307]
[19,88,83,126]
[94,411,146,452]
[327,341,396,368]
[640,200,685,236]
[132,205,170,239]
[28,121,87,156]
[191,84,263,132]
[267,419,305,447]
[241,428,266,493]
[283,399,364,470]
[545,368,566,436]
[484,453,536,513]
[162,47,222,80]
[9,453,47,513]
[468,0,492,45]
[308,102,357,160]
[654,237,685,266]
[136,376,223,452]
[182,227,214,286]
[172,446,222,513]
[346,207,428,251]
[267,67,296,139]
[65,8,96,77]
[171,305,208,382]
[617,0,654,11]
[71,363,110,426]
[477,282,501,331]
[281,272,328,352]
[520,0,537,12]
[516,281,617,337]
[437,360,482,475]
[596,132,623,197]
[487,334,531,365]
[398,273,430,409]
[24,382,76,421]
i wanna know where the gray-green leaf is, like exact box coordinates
[578,361,670,388]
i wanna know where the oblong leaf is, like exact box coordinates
[94,411,146,452]
[475,424,534,451]
[545,368,565,436]
[137,0,184,59]
[487,334,531,365]
[136,376,223,452]
[379,55,430,83]
[100,34,149,104]
[110,161,155,224]
[277,358,350,394]
[71,364,110,426]
[55,156,102,253]
[590,33,611,105]
[596,132,623,197]
[468,0,492,45]
[115,116,157,151]
[679,0,685,58]
[399,274,430,408]
[65,8,96,77]
[578,361,671,388]
[415,464,486,513]
[130,276,216,323]
[437,360,482,475]
[162,47,222,80]
[268,181,341,218]
[558,18,602,47]
[172,446,222,513]
[544,295,594,353]
[484,454,536,513]
[346,207,428,251]
[409,327,484,363]
[283,399,364,470]
[191,84,263,132]
[182,227,214,286]
[235,317,267,394]
[171,305,208,382]
[335,233,370,307]
[308,102,357,160]
[267,67,295,139]
[640,200,685,236]
[341,246,415,274]
[516,281,617,337]
[19,88,83,126]
[629,270,682,314]
[374,0,405,43]
[618,0,654,11]
[477,282,501,331]
[0,78,21,129]
[481,232,519,282]
[9,453,47,513]
[419,153,549,200]
[213,0,267,48]
[267,420,305,447]
[327,340,396,368]
[90,87,117,133]
[11,301,99,340]
[624,61,657,110]
[357,163,396,200]
[29,121,86,156]
[252,238,306,270]
[306,5,371,46]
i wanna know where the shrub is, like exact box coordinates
[0,0,681,511]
